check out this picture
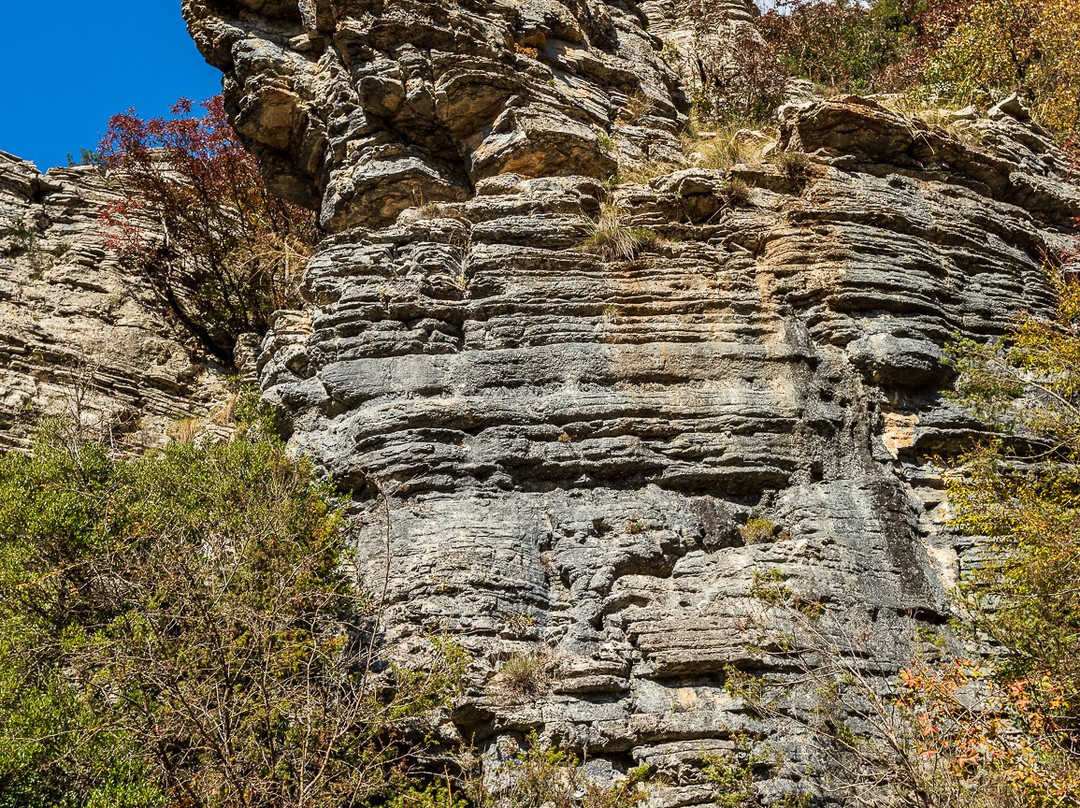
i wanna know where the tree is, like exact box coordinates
[916,248,1080,802]
[683,5,789,125]
[99,97,318,366]
[924,0,1080,138]
[756,0,923,91]
[0,423,465,808]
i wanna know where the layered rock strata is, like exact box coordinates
[183,0,698,230]
[183,0,1080,803]
[0,153,230,451]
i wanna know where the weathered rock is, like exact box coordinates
[180,0,1080,803]
[0,152,231,451]
[183,0,707,232]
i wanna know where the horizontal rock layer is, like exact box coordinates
[0,153,230,451]
[256,100,1076,804]
[183,0,703,231]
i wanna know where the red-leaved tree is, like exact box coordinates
[99,97,318,365]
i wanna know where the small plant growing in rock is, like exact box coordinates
[471,732,649,808]
[1,216,40,260]
[703,751,757,808]
[504,610,538,638]
[417,201,445,219]
[775,150,813,184]
[704,735,812,808]
[493,651,558,701]
[749,568,822,618]
[750,568,794,606]
[690,123,774,171]
[49,240,72,259]
[739,517,777,544]
[618,91,654,125]
[513,42,540,60]
[582,203,658,261]
[721,178,753,208]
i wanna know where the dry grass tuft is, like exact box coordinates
[582,203,658,261]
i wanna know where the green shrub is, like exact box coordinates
[0,425,465,807]
[473,732,649,808]
[738,518,777,544]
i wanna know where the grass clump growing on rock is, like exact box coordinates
[492,651,559,701]
[582,203,658,261]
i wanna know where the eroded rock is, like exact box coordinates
[0,153,231,451]
[184,0,697,232]
[179,0,1080,803]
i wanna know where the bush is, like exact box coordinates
[0,425,465,807]
[924,0,1080,138]
[99,97,318,366]
[492,652,558,701]
[917,254,1080,802]
[687,16,789,125]
[757,0,927,92]
[472,733,648,808]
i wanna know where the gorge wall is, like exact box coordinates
[0,0,1073,803]
[181,0,1080,803]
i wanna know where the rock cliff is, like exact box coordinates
[92,0,1080,801]
[0,153,230,451]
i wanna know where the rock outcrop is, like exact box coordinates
[183,0,696,231]
[0,153,230,451]
[181,0,1080,803]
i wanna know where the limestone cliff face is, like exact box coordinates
[182,0,695,231]
[182,0,1080,802]
[0,153,230,451]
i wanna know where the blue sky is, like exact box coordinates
[1,2,222,170]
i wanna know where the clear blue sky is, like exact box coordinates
[0,2,223,170]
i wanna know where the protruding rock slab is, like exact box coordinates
[183,0,695,231]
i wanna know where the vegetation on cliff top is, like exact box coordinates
[690,0,1080,147]
[99,96,318,367]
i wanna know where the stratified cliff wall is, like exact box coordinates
[181,0,1080,802]
[0,153,230,451]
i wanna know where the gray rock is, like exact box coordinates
[0,155,231,451]
[182,0,699,232]
[176,1,1080,803]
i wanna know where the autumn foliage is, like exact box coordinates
[897,660,1080,806]
[684,0,1080,148]
[898,239,1080,803]
[924,0,1080,137]
[99,97,318,365]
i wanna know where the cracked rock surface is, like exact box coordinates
[0,153,230,451]
[179,0,1080,802]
